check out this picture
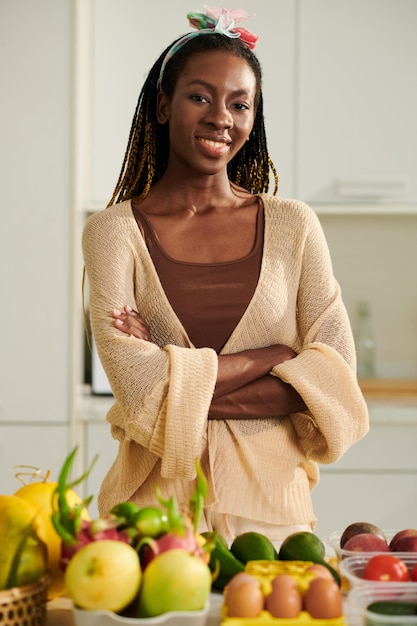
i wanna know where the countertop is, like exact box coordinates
[359,377,417,405]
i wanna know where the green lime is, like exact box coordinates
[132,506,169,538]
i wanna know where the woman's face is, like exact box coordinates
[157,50,257,177]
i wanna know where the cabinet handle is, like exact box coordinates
[336,178,408,199]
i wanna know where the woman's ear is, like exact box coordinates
[157,91,170,124]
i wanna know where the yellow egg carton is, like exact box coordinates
[221,560,346,626]
[221,612,346,626]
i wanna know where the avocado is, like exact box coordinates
[202,532,245,591]
[278,531,341,586]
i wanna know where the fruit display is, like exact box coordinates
[9,450,417,626]
[49,448,214,620]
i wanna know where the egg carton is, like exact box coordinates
[221,612,346,626]
[221,560,346,626]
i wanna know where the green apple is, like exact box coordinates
[137,548,211,617]
[65,539,141,612]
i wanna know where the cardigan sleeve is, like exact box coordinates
[82,206,218,480]
[270,201,369,463]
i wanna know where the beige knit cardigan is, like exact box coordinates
[82,194,369,528]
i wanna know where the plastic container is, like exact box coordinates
[326,530,399,561]
[340,554,417,588]
[72,602,209,626]
[346,583,417,626]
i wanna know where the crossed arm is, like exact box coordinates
[112,306,306,418]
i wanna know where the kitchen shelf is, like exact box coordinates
[313,203,417,216]
[359,377,417,405]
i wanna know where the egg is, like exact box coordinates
[265,578,302,618]
[224,572,259,605]
[270,574,298,589]
[226,580,264,618]
[303,577,343,619]
[305,563,334,580]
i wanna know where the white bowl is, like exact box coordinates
[72,601,209,626]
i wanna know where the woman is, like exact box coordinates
[82,7,369,544]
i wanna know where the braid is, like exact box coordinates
[108,34,278,207]
[228,94,278,195]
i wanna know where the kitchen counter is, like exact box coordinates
[359,377,417,405]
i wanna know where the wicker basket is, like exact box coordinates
[0,574,50,626]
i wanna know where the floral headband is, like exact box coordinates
[157,6,259,90]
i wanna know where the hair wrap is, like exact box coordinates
[157,5,258,90]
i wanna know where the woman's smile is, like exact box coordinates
[196,136,231,157]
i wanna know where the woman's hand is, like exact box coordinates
[209,375,307,419]
[112,305,153,341]
[214,344,298,399]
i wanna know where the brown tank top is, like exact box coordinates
[132,202,264,353]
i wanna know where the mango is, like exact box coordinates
[15,480,88,599]
[0,494,47,590]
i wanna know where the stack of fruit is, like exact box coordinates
[48,448,214,620]
[206,527,340,592]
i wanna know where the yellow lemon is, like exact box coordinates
[15,480,89,599]
[0,494,47,590]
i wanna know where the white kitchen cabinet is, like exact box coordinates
[313,404,417,539]
[0,0,71,425]
[0,424,70,495]
[297,0,417,204]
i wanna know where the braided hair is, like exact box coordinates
[108,33,278,207]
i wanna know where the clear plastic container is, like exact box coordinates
[346,583,417,626]
[340,554,417,588]
[326,530,399,561]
